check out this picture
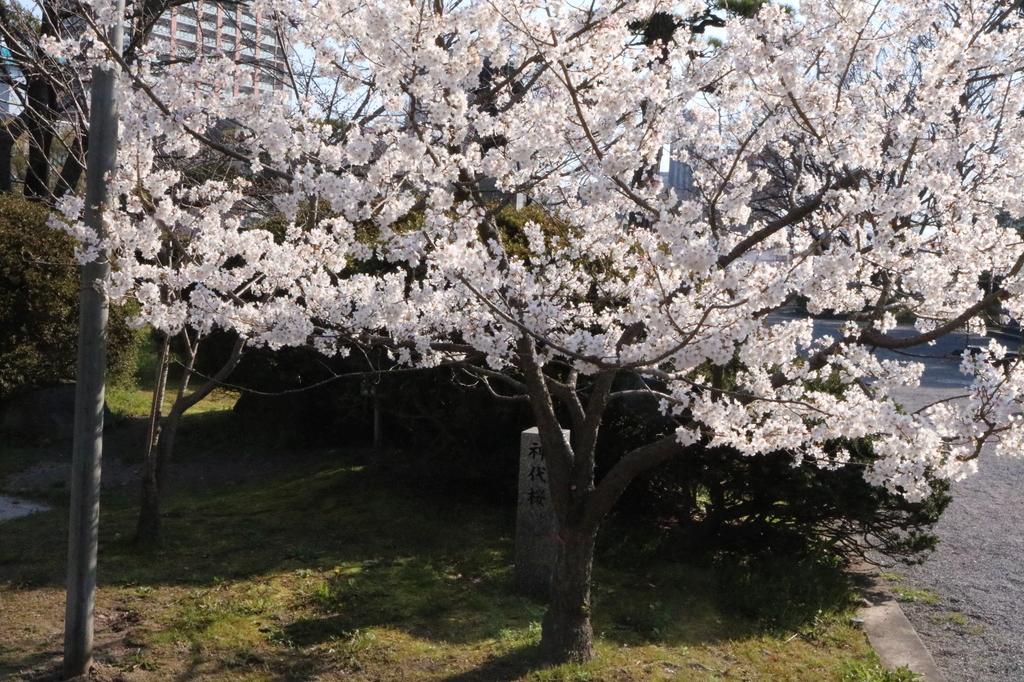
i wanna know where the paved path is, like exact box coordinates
[896,451,1024,682]
[890,378,1024,682]
[773,315,1024,680]
[824,319,1024,682]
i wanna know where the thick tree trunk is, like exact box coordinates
[514,335,681,664]
[540,528,596,664]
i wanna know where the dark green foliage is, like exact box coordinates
[598,391,950,565]
[494,203,573,261]
[0,194,137,398]
[228,347,533,495]
[226,346,376,447]
[714,0,769,19]
[227,343,948,566]
[714,553,852,630]
[690,442,947,561]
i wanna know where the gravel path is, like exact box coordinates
[794,315,1024,681]
[897,453,1024,682]
[0,495,50,522]
[887,382,1024,682]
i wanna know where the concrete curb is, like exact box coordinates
[851,563,946,682]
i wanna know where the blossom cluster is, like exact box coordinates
[55,0,1024,500]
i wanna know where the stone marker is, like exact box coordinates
[515,426,568,597]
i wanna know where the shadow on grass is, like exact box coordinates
[439,645,544,682]
[1,431,863,681]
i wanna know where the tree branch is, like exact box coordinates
[583,431,685,532]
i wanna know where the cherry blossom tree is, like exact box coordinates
[60,0,1024,663]
[0,0,238,199]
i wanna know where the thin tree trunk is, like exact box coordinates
[0,110,26,193]
[22,76,54,200]
[0,129,14,193]
[372,381,383,450]
[135,467,161,546]
[134,404,184,545]
[22,1,58,200]
[136,336,194,547]
[135,334,171,546]
[540,526,596,663]
[133,335,245,546]
[156,410,182,497]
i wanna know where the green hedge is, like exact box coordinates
[0,194,137,398]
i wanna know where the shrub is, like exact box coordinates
[0,194,137,399]
[598,384,949,565]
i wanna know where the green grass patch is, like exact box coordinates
[2,445,888,680]
[928,610,985,636]
[890,585,940,606]
[106,383,239,420]
[840,658,922,681]
[881,572,941,606]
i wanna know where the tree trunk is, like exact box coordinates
[372,382,383,450]
[134,335,243,546]
[23,3,58,201]
[135,335,171,546]
[22,76,55,200]
[0,129,14,193]
[135,409,181,545]
[62,0,124,672]
[54,129,87,200]
[135,453,162,545]
[540,527,596,664]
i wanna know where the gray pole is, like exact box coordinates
[63,6,125,679]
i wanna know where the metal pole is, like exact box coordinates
[63,6,124,678]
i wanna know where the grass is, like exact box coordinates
[890,586,940,606]
[927,610,985,636]
[1,381,898,680]
[105,331,240,421]
[839,660,922,681]
[0,462,895,680]
[880,573,941,606]
[106,382,240,420]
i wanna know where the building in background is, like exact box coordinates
[660,158,695,198]
[0,45,22,116]
[149,2,287,96]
